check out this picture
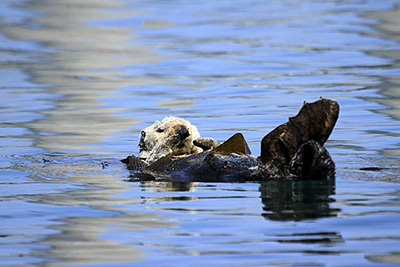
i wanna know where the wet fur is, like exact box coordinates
[139,117,202,164]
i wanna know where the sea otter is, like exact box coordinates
[138,116,219,164]
[122,98,339,182]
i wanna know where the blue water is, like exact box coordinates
[1,0,400,266]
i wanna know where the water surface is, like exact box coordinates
[1,0,400,266]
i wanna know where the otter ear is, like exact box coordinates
[212,133,251,155]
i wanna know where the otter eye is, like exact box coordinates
[156,128,164,133]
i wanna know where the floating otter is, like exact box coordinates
[122,98,339,182]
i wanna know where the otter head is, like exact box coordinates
[139,116,202,163]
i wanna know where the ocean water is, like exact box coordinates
[0,0,399,266]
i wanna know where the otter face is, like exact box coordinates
[139,116,201,162]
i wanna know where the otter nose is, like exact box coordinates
[178,126,189,140]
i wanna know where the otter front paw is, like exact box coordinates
[193,137,220,151]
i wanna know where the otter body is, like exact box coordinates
[123,140,334,182]
[123,98,339,182]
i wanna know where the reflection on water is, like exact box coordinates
[7,155,177,266]
[137,179,338,222]
[1,0,400,266]
[260,179,337,221]
[2,0,160,152]
[365,7,400,158]
[1,0,169,266]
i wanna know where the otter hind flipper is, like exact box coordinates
[212,133,251,155]
[290,141,335,180]
[260,98,339,165]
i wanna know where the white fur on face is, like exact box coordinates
[139,116,202,163]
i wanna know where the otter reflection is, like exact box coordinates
[259,178,338,221]
[127,176,338,222]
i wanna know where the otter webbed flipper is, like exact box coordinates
[289,141,335,180]
[260,98,339,165]
[212,133,251,155]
